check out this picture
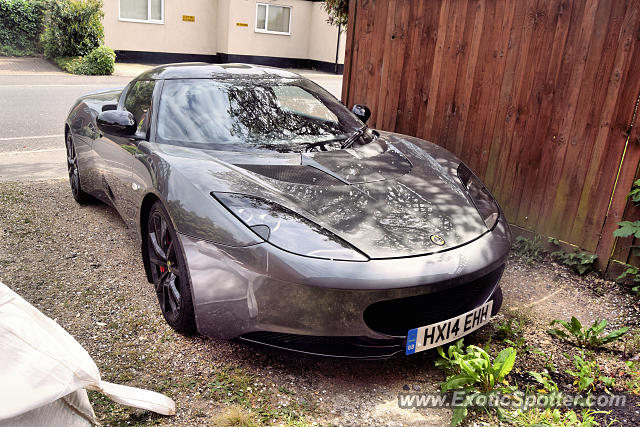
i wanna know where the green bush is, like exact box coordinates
[0,0,49,53]
[54,45,114,75]
[42,0,103,58]
[77,45,114,74]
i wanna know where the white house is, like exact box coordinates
[103,0,346,73]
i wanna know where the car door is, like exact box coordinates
[92,79,157,226]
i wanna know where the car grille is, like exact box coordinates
[363,265,505,337]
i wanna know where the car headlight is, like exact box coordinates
[457,163,500,230]
[212,192,368,261]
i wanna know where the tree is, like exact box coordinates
[323,0,349,27]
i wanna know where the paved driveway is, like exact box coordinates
[0,57,343,182]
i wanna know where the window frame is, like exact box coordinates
[255,3,291,35]
[119,0,164,25]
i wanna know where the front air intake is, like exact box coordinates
[363,266,505,337]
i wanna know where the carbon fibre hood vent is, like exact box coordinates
[235,164,344,186]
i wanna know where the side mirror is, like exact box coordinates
[351,104,371,123]
[96,110,136,137]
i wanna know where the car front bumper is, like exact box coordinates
[178,216,511,356]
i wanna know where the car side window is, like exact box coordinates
[124,80,156,135]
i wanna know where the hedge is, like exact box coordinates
[0,0,49,54]
[42,0,103,58]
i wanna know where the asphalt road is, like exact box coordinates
[0,59,343,181]
[0,70,132,181]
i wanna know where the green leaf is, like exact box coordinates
[492,347,516,381]
[441,374,474,392]
[451,406,468,427]
[601,327,629,344]
[613,221,640,239]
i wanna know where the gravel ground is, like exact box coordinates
[1,178,639,426]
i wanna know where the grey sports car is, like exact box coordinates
[64,63,511,358]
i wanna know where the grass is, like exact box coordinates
[52,55,83,74]
[0,45,38,57]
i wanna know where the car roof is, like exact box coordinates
[134,63,305,81]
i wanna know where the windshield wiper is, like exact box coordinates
[341,125,368,149]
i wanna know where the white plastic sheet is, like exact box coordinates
[0,282,175,422]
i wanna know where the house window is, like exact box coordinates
[120,0,163,23]
[255,3,291,35]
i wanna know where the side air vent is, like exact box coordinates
[234,164,344,186]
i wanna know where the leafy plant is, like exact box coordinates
[528,370,559,394]
[42,0,104,58]
[434,338,466,375]
[616,265,640,300]
[625,360,640,394]
[436,340,517,426]
[322,0,349,27]
[0,0,49,54]
[565,351,615,393]
[76,45,114,75]
[548,317,628,349]
[495,316,526,342]
[506,408,615,427]
[550,250,597,275]
[512,235,544,263]
[623,329,640,358]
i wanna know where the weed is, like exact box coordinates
[550,250,597,275]
[548,317,628,349]
[528,347,557,373]
[565,350,615,393]
[623,329,640,358]
[512,235,544,263]
[528,370,559,394]
[616,265,640,299]
[495,314,527,342]
[625,361,640,394]
[436,339,517,426]
[208,367,308,425]
[213,405,258,427]
[506,408,615,427]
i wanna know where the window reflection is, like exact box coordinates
[156,78,361,152]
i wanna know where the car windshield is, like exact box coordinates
[156,78,363,152]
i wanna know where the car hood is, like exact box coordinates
[155,132,489,259]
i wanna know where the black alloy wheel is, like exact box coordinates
[65,133,90,204]
[147,201,196,334]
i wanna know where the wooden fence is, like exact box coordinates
[342,0,640,271]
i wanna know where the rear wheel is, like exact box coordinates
[65,133,90,204]
[146,201,197,334]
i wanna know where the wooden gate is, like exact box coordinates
[342,0,640,269]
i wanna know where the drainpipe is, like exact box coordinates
[334,23,342,74]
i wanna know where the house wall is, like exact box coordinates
[307,1,345,65]
[103,0,218,55]
[103,0,345,70]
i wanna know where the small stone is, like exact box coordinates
[402,384,410,391]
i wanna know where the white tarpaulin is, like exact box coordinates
[0,282,176,425]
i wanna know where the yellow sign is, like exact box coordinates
[236,22,248,27]
[182,15,195,22]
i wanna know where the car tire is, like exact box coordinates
[146,200,197,334]
[490,286,503,316]
[65,133,91,204]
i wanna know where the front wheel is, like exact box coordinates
[146,201,197,334]
[65,133,90,204]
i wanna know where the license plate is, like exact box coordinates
[405,300,493,355]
